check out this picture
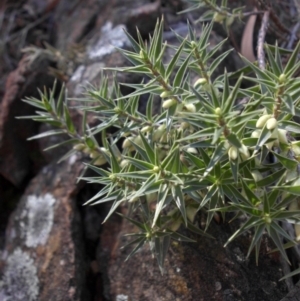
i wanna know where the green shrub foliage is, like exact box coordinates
[21,2,300,278]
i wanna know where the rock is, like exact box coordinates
[0,154,88,301]
[280,280,300,301]
[0,55,54,187]
[99,215,288,301]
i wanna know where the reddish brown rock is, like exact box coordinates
[0,54,54,187]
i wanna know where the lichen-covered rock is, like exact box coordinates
[0,248,39,301]
[22,193,56,248]
[0,155,88,301]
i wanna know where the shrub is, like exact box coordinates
[21,1,300,278]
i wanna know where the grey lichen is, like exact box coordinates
[116,294,129,301]
[0,248,39,301]
[88,21,130,59]
[24,193,56,248]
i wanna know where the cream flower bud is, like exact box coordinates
[153,124,166,141]
[139,49,147,60]
[193,77,207,87]
[94,156,107,166]
[190,41,197,48]
[160,91,172,98]
[121,131,130,137]
[180,122,190,130]
[228,146,238,160]
[120,159,129,169]
[141,125,151,133]
[99,147,109,154]
[251,170,263,182]
[122,137,133,149]
[73,143,86,151]
[251,130,261,139]
[256,114,272,128]
[213,12,225,23]
[90,151,99,159]
[215,107,222,115]
[184,103,196,113]
[187,147,198,154]
[129,196,139,203]
[266,117,277,130]
[278,129,288,144]
[82,147,91,154]
[264,214,272,224]
[239,144,250,160]
[162,98,177,109]
[134,135,143,146]
[152,166,160,173]
[278,73,287,84]
[295,224,300,241]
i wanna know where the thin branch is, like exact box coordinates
[269,8,291,35]
[287,22,300,49]
[2,12,50,45]
[242,10,266,17]
[257,10,269,70]
[256,0,291,35]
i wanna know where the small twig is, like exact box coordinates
[287,22,300,49]
[242,10,266,17]
[256,0,291,34]
[2,12,50,45]
[257,10,269,70]
[269,10,291,35]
